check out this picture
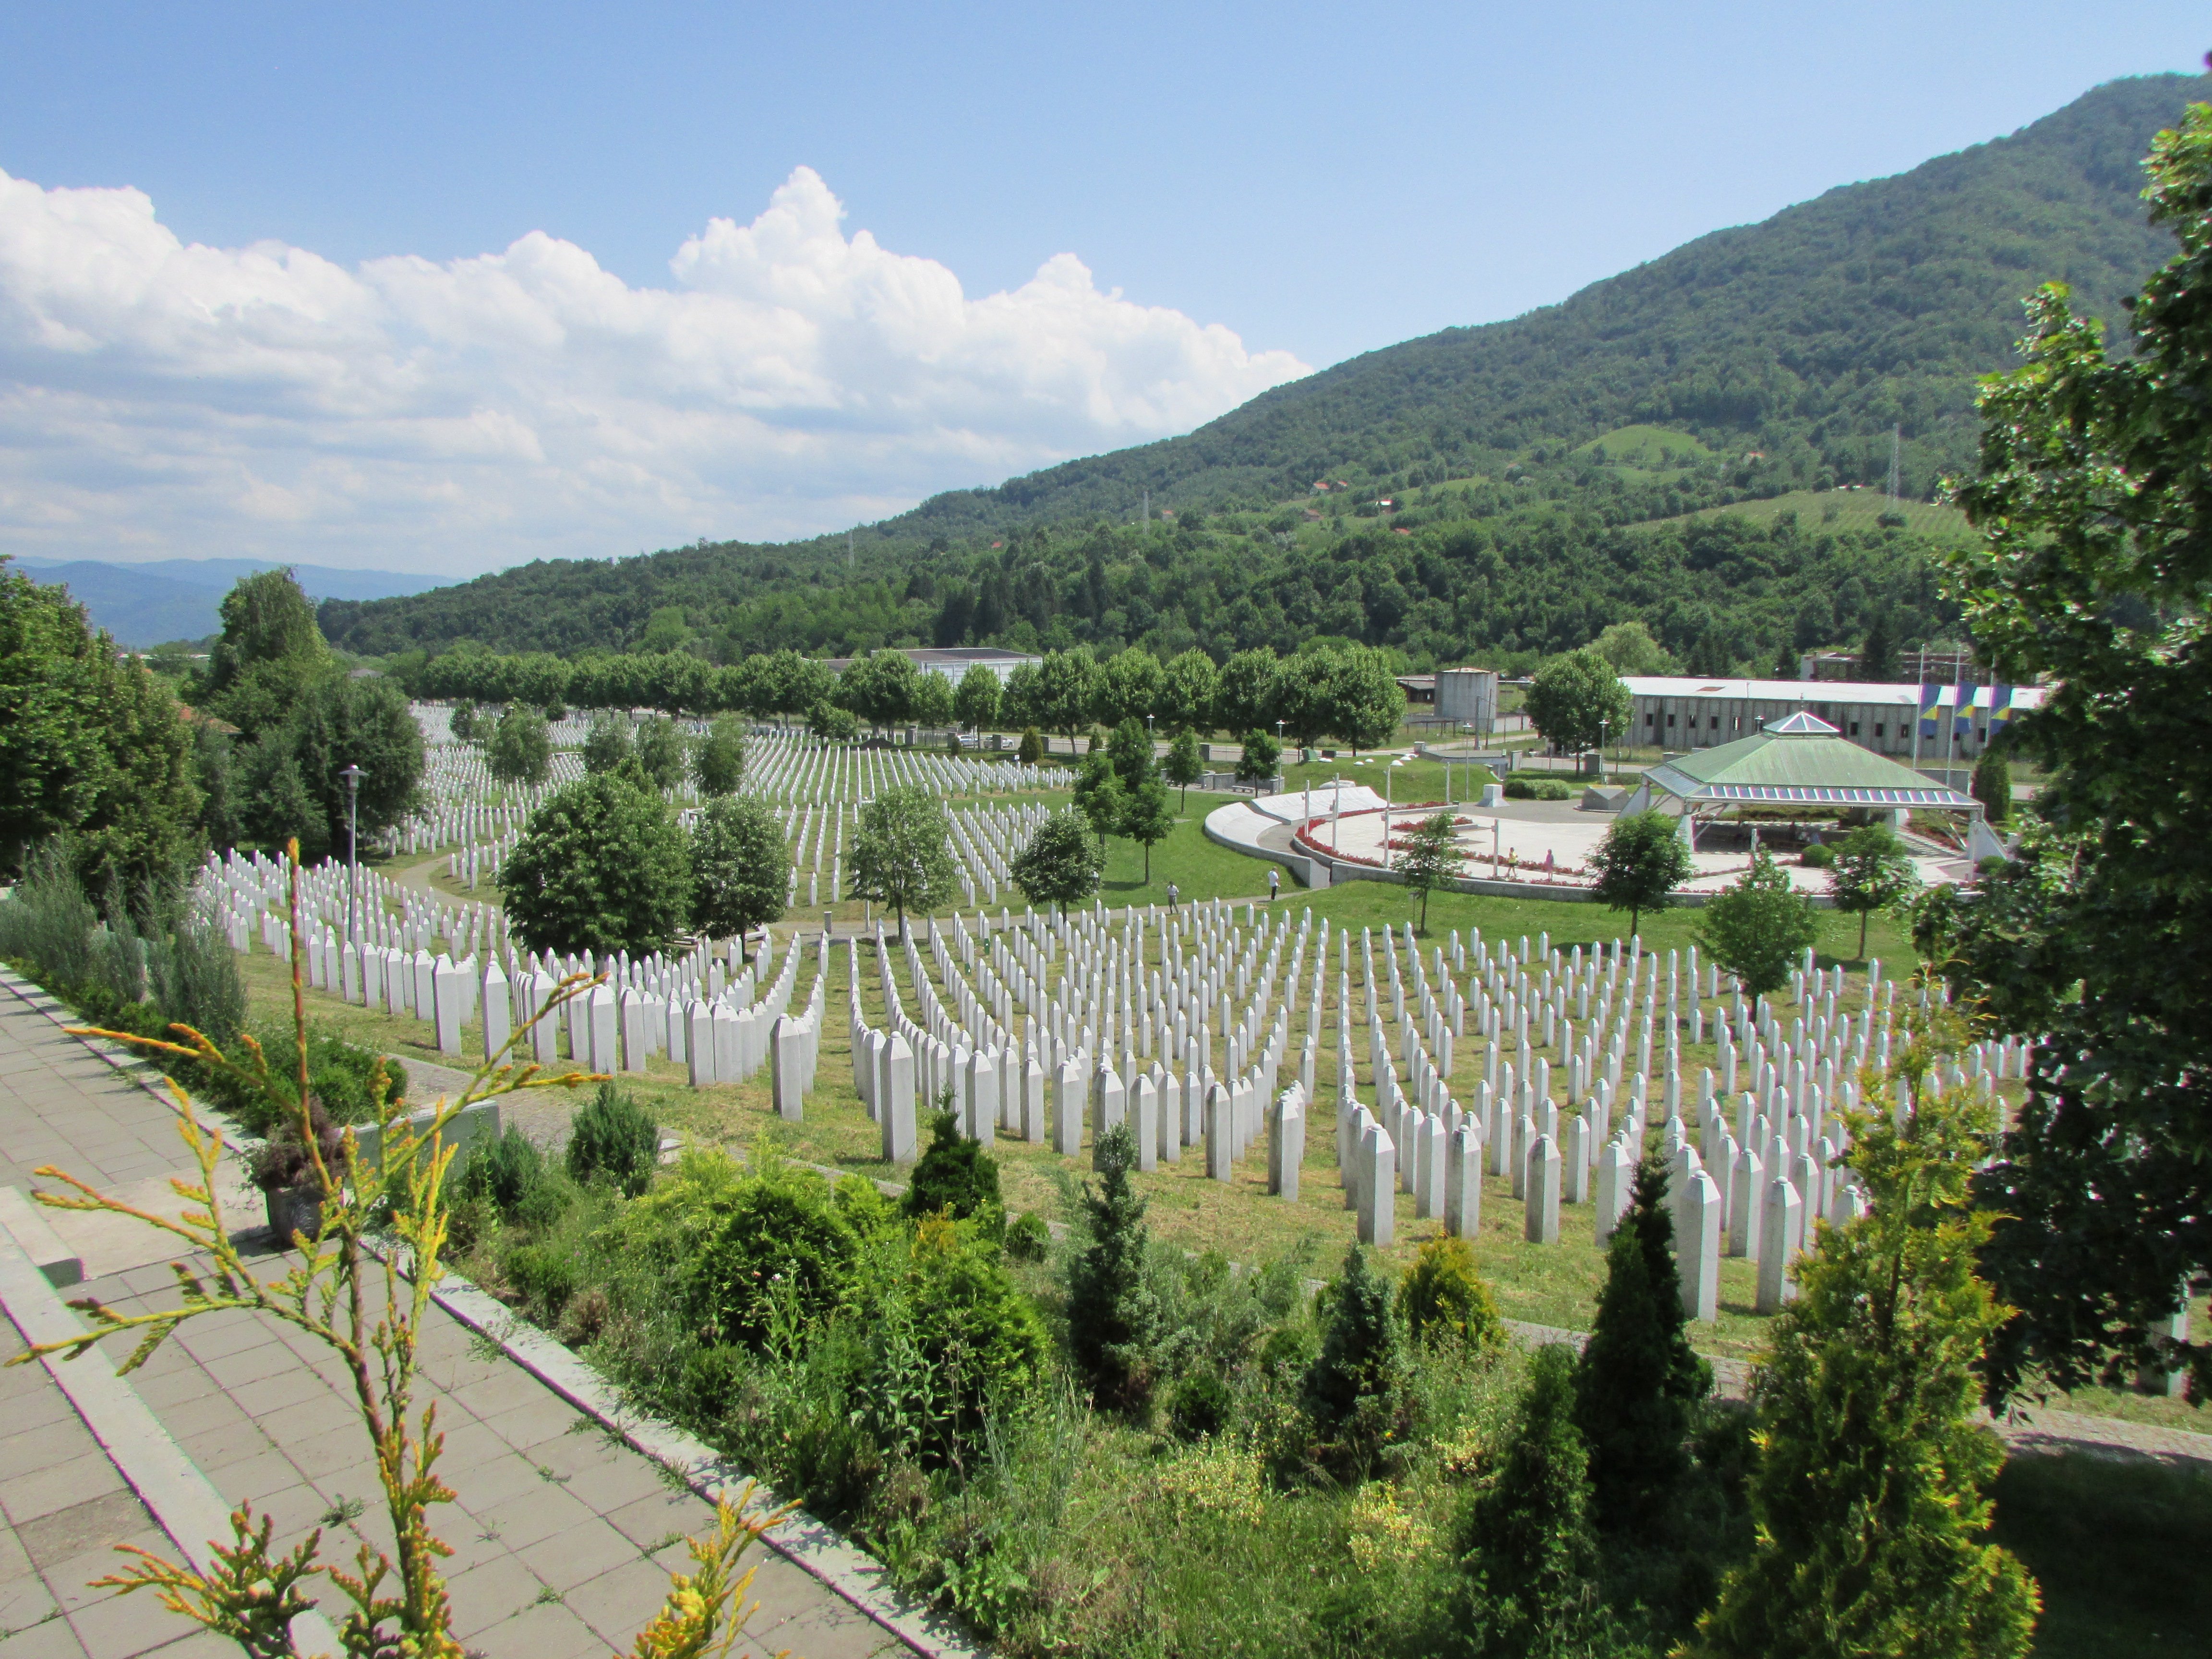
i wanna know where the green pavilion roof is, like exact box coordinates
[1641,713,1978,810]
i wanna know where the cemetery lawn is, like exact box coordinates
[231,874,1916,1363]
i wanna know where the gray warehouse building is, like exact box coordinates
[1620,676,2045,763]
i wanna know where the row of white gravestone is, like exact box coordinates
[302,932,484,1058]
[883,903,2013,1334]
[855,914,1315,1186]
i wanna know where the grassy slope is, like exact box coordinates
[1662,487,1975,541]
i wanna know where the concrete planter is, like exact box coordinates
[264,1185,324,1242]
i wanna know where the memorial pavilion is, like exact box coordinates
[1618,711,2003,858]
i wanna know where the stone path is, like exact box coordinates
[0,979,918,1659]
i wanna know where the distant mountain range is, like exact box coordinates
[317,71,2207,663]
[9,557,449,649]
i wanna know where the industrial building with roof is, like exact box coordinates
[1620,675,2045,764]
[822,646,1040,684]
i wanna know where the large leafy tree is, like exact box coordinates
[1698,847,1818,996]
[1,565,197,891]
[499,773,691,956]
[1158,648,1220,734]
[1034,646,1102,738]
[1689,1066,2038,1658]
[204,568,331,739]
[1526,647,1632,755]
[1589,809,1693,937]
[951,663,1001,733]
[486,704,553,786]
[1936,97,2212,1400]
[850,783,957,940]
[581,713,634,775]
[632,716,688,792]
[282,673,427,862]
[1009,809,1101,914]
[911,669,956,731]
[693,715,746,795]
[689,793,788,938]
[1330,645,1408,753]
[1095,648,1163,728]
[1212,648,1281,737]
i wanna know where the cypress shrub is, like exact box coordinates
[1574,1155,1712,1536]
[565,1083,660,1197]
[1065,1123,1160,1412]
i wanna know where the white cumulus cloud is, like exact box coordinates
[0,165,1309,574]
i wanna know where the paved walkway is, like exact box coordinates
[0,982,914,1659]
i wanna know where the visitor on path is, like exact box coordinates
[1268,867,1281,902]
[1167,881,1180,914]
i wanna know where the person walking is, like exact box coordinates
[1167,880,1181,915]
[1267,866,1281,904]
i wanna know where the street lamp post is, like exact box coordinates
[1599,718,1609,784]
[340,764,365,940]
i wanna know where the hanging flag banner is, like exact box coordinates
[1989,684,2016,724]
[1919,682,1944,741]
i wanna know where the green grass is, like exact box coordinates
[1661,487,1974,541]
[1991,1451,2212,1658]
[1570,423,1716,469]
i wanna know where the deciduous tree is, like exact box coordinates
[851,783,957,941]
[952,663,1001,733]
[1396,810,1461,931]
[1829,823,1918,959]
[692,715,747,795]
[689,793,788,938]
[1697,847,1818,996]
[487,704,552,787]
[1588,809,1693,937]
[1526,648,1632,756]
[1009,810,1101,914]
[1162,729,1202,807]
[499,773,691,956]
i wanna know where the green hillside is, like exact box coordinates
[318,72,2204,667]
[880,70,2198,530]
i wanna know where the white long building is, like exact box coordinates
[1620,676,2046,763]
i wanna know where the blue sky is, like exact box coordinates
[0,1,2203,574]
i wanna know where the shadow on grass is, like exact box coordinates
[1989,1448,2212,1657]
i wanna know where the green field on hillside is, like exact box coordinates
[1666,487,1976,541]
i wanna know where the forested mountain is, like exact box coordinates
[320,72,2203,671]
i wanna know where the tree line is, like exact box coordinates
[403,638,1411,754]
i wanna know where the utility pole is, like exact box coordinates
[1887,425,1902,504]
[340,764,365,940]
[1141,487,1149,524]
